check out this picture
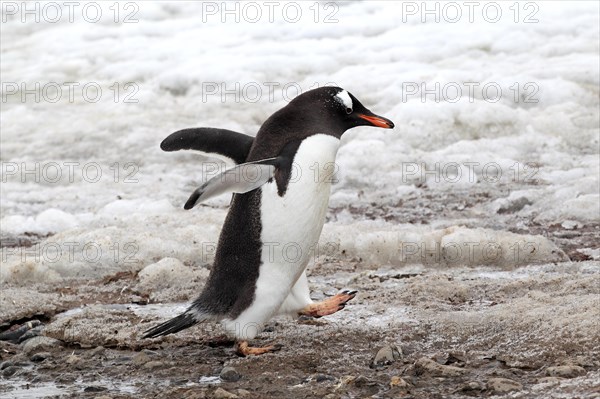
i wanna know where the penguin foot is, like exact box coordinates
[299,289,357,318]
[235,340,283,357]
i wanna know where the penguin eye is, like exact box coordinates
[346,107,352,114]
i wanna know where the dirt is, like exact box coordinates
[1,185,599,398]
[1,257,599,399]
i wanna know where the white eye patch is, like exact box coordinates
[334,90,353,112]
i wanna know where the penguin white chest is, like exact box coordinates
[261,134,340,261]
[223,134,340,339]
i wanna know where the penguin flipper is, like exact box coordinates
[184,158,278,210]
[161,128,254,165]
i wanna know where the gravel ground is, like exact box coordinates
[1,184,599,398]
[1,233,598,398]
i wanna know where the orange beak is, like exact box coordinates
[358,114,395,129]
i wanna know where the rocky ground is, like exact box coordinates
[1,252,599,398]
[1,183,599,398]
[0,185,600,399]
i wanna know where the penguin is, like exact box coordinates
[143,86,394,356]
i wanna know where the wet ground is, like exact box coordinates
[1,257,599,398]
[1,185,599,398]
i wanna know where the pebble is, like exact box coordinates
[434,351,466,366]
[497,197,532,214]
[0,361,13,370]
[89,346,106,358]
[66,354,81,365]
[17,326,45,343]
[335,375,355,391]
[236,389,251,397]
[315,374,334,383]
[352,375,380,396]
[487,377,523,393]
[83,385,108,392]
[459,381,484,392]
[21,336,62,355]
[546,365,587,378]
[390,376,409,388]
[414,357,465,377]
[561,220,580,230]
[133,352,151,366]
[212,387,238,399]
[370,344,402,368]
[30,352,51,362]
[2,365,20,377]
[0,320,42,343]
[536,377,565,385]
[220,366,241,382]
[114,355,133,364]
[353,375,376,387]
[143,360,166,370]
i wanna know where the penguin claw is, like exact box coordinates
[340,289,358,297]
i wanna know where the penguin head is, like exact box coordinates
[288,86,395,137]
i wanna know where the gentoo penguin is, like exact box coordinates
[143,87,394,356]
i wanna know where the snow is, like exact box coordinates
[321,224,568,268]
[1,1,599,284]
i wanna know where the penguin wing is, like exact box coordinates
[184,158,278,210]
[161,128,254,165]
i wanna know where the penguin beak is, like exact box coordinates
[357,113,395,129]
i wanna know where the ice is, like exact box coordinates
[321,223,568,268]
[136,257,209,302]
[137,258,193,289]
[1,208,79,235]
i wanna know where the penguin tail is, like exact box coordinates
[142,311,201,339]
